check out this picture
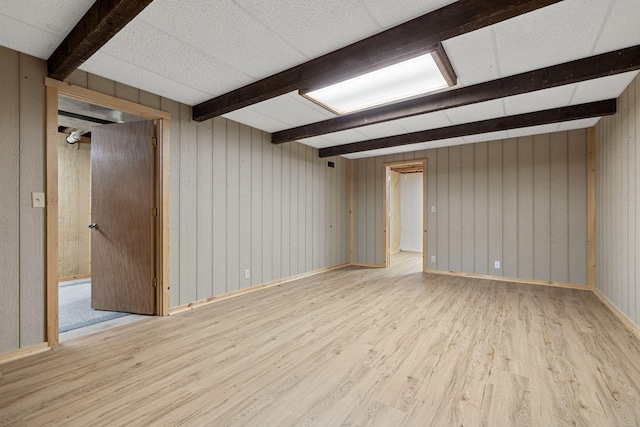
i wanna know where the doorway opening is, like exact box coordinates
[46,78,171,347]
[384,159,427,271]
[56,97,151,339]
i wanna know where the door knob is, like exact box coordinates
[88,223,98,229]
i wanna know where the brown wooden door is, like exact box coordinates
[90,120,156,315]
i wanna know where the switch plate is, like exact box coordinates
[244,269,251,279]
[431,256,436,263]
[32,192,45,208]
[494,260,501,269]
[431,205,436,213]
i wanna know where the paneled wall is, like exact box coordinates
[64,70,350,307]
[0,47,47,353]
[595,74,640,327]
[58,135,91,279]
[353,130,589,285]
[389,170,401,254]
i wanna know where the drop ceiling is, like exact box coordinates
[1,0,639,158]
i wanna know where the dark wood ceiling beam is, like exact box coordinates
[192,0,562,122]
[318,99,616,158]
[47,0,153,80]
[276,45,640,144]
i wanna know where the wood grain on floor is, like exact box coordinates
[1,252,640,426]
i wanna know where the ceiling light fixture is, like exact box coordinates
[300,44,456,115]
[66,131,81,145]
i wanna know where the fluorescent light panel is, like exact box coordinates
[301,52,452,114]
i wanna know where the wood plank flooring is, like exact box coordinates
[2,252,640,426]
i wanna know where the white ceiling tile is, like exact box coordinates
[356,121,411,139]
[242,92,334,129]
[0,14,58,59]
[395,111,452,132]
[79,52,212,105]
[493,0,611,77]
[443,26,500,86]
[463,131,509,144]
[594,0,640,54]
[361,0,455,29]
[503,84,577,116]
[571,72,639,105]
[97,21,254,102]
[0,0,93,36]
[557,118,600,131]
[314,129,371,145]
[444,99,505,125]
[298,135,338,149]
[507,123,560,139]
[138,0,307,80]
[426,137,466,149]
[223,108,289,133]
[233,0,379,58]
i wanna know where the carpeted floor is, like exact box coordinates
[59,281,129,333]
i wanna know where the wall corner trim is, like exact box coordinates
[593,288,640,342]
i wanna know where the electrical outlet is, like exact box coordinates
[431,255,436,263]
[431,205,436,213]
[244,269,251,279]
[494,260,501,269]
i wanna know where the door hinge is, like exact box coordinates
[152,277,157,288]
[152,137,157,147]
[152,207,158,217]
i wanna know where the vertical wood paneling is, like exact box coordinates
[374,157,384,264]
[533,134,551,281]
[212,117,227,296]
[178,104,197,304]
[272,141,282,278]
[251,129,263,286]
[436,148,449,270]
[488,140,503,276]
[628,80,637,322]
[568,130,588,286]
[550,132,569,283]
[305,147,314,272]
[297,145,306,273]
[390,171,401,254]
[281,143,291,278]
[87,74,115,96]
[460,145,475,273]
[517,137,534,279]
[474,142,488,274]
[115,82,139,103]
[0,47,21,353]
[261,136,273,283]
[196,121,213,299]
[427,149,437,269]
[289,144,298,275]
[238,125,252,289]
[620,90,630,314]
[448,146,462,272]
[502,139,518,278]
[226,121,240,292]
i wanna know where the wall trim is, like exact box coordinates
[58,274,91,283]
[425,269,591,290]
[170,263,350,314]
[350,262,386,268]
[593,289,640,342]
[0,343,50,365]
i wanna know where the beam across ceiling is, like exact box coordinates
[47,0,153,80]
[275,45,640,144]
[192,0,562,122]
[318,99,616,158]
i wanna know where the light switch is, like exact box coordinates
[431,205,436,213]
[32,192,45,208]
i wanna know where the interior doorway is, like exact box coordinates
[46,78,171,347]
[56,99,154,336]
[383,159,427,271]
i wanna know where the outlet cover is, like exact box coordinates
[494,260,501,269]
[32,192,45,208]
[431,255,436,263]
[244,269,251,279]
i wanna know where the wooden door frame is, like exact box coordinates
[383,159,428,271]
[45,78,171,347]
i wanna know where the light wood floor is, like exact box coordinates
[2,252,640,426]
